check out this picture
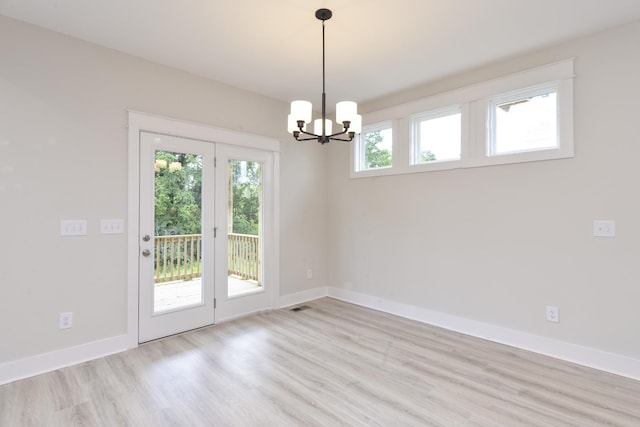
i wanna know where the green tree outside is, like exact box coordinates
[364,130,392,168]
[154,154,262,237]
[230,160,261,235]
[420,150,437,162]
[154,151,202,236]
[363,131,437,166]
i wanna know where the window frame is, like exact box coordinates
[350,59,574,178]
[352,120,399,177]
[410,105,464,166]
[487,81,559,157]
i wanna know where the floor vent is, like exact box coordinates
[290,305,311,312]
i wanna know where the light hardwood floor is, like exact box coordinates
[2,298,640,426]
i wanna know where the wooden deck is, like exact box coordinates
[154,276,261,312]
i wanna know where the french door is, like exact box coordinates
[139,132,216,342]
[214,145,275,321]
[138,131,276,343]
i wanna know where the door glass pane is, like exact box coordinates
[153,150,203,313]
[228,159,263,297]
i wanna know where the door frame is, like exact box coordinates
[126,111,280,348]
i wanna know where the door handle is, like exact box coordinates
[141,249,151,257]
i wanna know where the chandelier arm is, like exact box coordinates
[326,129,349,138]
[328,135,355,142]
[296,128,351,140]
[294,131,354,143]
[297,131,315,137]
[296,128,322,138]
[295,135,323,141]
[326,121,352,138]
[295,123,353,140]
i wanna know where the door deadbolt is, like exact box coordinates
[142,235,151,242]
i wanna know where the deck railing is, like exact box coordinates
[227,233,260,281]
[153,233,259,283]
[154,234,202,283]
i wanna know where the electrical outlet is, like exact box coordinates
[593,220,615,237]
[59,312,73,329]
[306,269,313,279]
[546,306,559,323]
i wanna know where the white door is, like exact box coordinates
[139,132,216,342]
[214,144,275,321]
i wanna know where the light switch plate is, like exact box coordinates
[593,220,615,237]
[60,220,87,236]
[100,219,124,234]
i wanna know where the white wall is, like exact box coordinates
[327,21,640,360]
[3,12,639,379]
[0,15,327,364]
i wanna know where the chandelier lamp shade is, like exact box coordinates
[288,9,362,144]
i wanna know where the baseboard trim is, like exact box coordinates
[5,288,639,385]
[278,286,328,309]
[216,307,272,324]
[0,334,128,386]
[1,287,329,386]
[327,287,640,381]
[216,286,329,324]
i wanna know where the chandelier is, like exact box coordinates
[288,9,362,144]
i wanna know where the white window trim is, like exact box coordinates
[410,105,462,165]
[487,82,560,157]
[476,78,573,168]
[350,59,574,178]
[351,119,400,178]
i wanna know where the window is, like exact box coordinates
[350,59,574,178]
[356,122,393,171]
[411,107,461,164]
[488,84,558,156]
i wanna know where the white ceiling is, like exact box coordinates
[2,0,640,108]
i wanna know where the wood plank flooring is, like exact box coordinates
[2,297,640,426]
